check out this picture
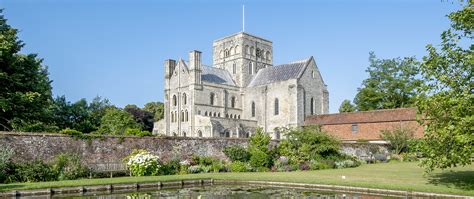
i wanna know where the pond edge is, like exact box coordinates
[0,179,470,198]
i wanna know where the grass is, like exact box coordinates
[0,162,473,196]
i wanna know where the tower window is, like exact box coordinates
[173,95,177,106]
[251,101,256,117]
[310,97,314,115]
[183,93,187,105]
[231,96,236,108]
[210,92,215,105]
[274,98,279,115]
[233,63,236,74]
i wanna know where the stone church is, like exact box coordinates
[153,32,329,139]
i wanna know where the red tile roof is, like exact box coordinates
[305,108,418,125]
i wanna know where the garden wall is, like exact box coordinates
[0,132,388,165]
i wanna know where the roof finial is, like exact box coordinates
[242,5,245,32]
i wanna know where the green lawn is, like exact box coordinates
[1,162,473,196]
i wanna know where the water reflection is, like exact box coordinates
[49,185,417,199]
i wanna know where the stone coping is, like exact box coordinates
[0,179,470,198]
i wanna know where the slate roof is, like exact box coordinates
[201,65,236,86]
[248,57,311,87]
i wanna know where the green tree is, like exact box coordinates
[380,126,414,155]
[0,11,54,131]
[416,1,473,171]
[124,104,154,132]
[354,52,422,111]
[143,102,164,121]
[338,99,356,113]
[96,107,140,135]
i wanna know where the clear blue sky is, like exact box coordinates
[0,0,461,113]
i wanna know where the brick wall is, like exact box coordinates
[305,108,424,141]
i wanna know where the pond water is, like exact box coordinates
[47,185,418,199]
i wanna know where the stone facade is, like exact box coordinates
[304,108,424,141]
[154,32,329,139]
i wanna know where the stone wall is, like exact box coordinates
[0,132,388,166]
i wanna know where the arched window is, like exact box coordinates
[310,98,314,115]
[213,112,217,117]
[185,110,189,121]
[266,51,270,60]
[172,132,177,137]
[210,93,215,105]
[182,132,186,137]
[181,111,184,122]
[197,130,202,137]
[218,113,221,117]
[172,95,177,106]
[234,45,239,54]
[251,101,256,117]
[226,114,229,118]
[250,46,255,56]
[183,93,187,105]
[231,96,236,108]
[230,114,233,119]
[245,45,249,54]
[232,63,236,74]
[204,111,208,116]
[274,98,279,115]
[238,115,240,119]
[171,111,174,122]
[230,47,234,55]
[312,71,315,78]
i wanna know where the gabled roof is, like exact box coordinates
[201,65,236,86]
[247,57,311,87]
[305,108,418,125]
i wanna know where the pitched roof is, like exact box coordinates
[201,65,236,86]
[248,57,311,87]
[305,108,418,125]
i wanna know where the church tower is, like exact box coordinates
[212,32,273,87]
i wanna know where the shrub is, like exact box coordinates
[223,145,250,162]
[16,160,56,182]
[279,126,341,164]
[210,161,226,172]
[249,149,271,168]
[187,165,203,174]
[229,161,249,172]
[335,160,359,169]
[51,153,89,180]
[0,147,14,183]
[126,150,160,176]
[380,126,415,155]
[309,161,332,170]
[124,128,152,137]
[159,159,180,175]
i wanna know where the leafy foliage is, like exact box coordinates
[279,126,341,164]
[248,128,274,168]
[96,107,141,135]
[51,96,111,133]
[124,128,152,136]
[51,153,89,180]
[380,126,415,155]
[354,52,422,111]
[417,1,473,171]
[223,145,250,162]
[338,99,356,113]
[124,104,154,132]
[0,11,54,131]
[229,161,250,172]
[126,150,160,176]
[143,102,164,121]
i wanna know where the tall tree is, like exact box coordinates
[143,102,164,121]
[354,52,422,111]
[124,104,154,132]
[51,96,111,133]
[338,99,356,113]
[0,11,53,131]
[417,1,473,171]
[96,107,140,135]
